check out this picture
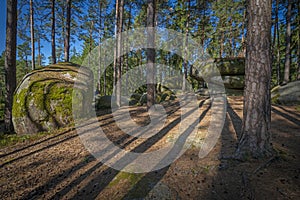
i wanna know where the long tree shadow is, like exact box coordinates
[227,102,243,140]
[15,97,210,200]
[19,116,136,199]
[46,98,209,199]
[121,100,211,200]
[0,127,75,159]
[272,104,300,119]
[203,99,254,200]
[0,118,104,168]
[203,99,300,199]
[271,107,300,127]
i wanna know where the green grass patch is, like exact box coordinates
[0,126,72,148]
[296,105,300,112]
[108,171,144,188]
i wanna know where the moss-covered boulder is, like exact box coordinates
[214,57,245,75]
[222,75,245,89]
[271,81,300,105]
[12,62,93,135]
[95,95,114,108]
[190,57,245,96]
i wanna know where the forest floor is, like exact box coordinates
[0,96,299,200]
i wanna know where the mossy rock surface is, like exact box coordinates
[95,95,114,108]
[12,62,93,135]
[271,81,300,105]
[222,75,245,89]
[214,57,245,75]
[190,57,245,91]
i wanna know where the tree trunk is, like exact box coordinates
[240,9,246,57]
[116,0,124,107]
[30,0,35,70]
[97,1,102,94]
[103,47,107,96]
[274,0,280,85]
[88,21,94,67]
[182,0,190,92]
[113,0,119,102]
[4,0,17,132]
[283,0,291,84]
[297,1,300,80]
[146,0,156,110]
[201,0,205,48]
[125,3,132,96]
[236,0,273,158]
[64,0,71,62]
[219,20,224,58]
[51,0,56,64]
[37,34,41,67]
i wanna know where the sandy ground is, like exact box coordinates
[0,96,299,200]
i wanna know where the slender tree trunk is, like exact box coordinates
[182,0,190,92]
[37,34,41,67]
[103,47,107,96]
[274,0,280,85]
[236,0,273,158]
[88,21,94,67]
[146,0,156,110]
[97,1,102,94]
[201,0,205,48]
[30,0,35,70]
[4,0,17,132]
[297,2,300,80]
[240,9,246,57]
[125,3,132,96]
[113,0,119,101]
[116,0,124,107]
[283,0,291,84]
[51,0,56,64]
[64,0,71,62]
[219,20,224,58]
[276,3,281,85]
[60,2,66,62]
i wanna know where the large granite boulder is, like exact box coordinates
[12,62,93,135]
[271,81,300,105]
[190,58,245,96]
[222,75,244,89]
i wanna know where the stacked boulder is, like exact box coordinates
[191,57,245,96]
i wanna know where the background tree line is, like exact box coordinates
[1,0,299,157]
[1,0,299,100]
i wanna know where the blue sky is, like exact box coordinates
[0,1,6,54]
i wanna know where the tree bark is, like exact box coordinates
[116,0,124,107]
[240,9,246,57]
[30,0,35,70]
[146,0,156,110]
[51,0,56,64]
[64,0,71,62]
[113,0,119,102]
[297,1,300,80]
[5,0,17,132]
[125,3,132,96]
[274,0,280,85]
[182,0,190,92]
[37,34,41,67]
[97,1,102,95]
[283,0,291,84]
[236,0,273,158]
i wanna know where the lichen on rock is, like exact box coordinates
[12,62,93,135]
